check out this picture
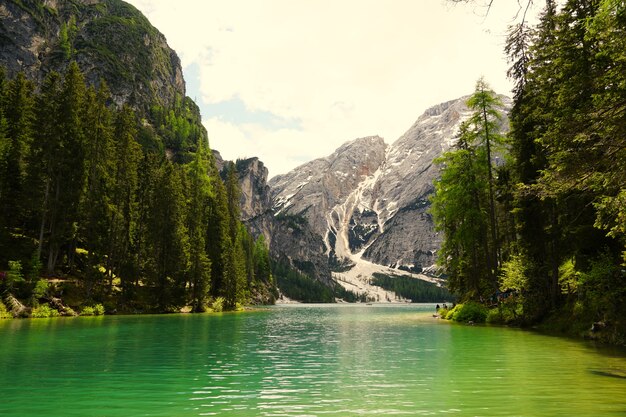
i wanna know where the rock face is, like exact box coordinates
[270,96,511,277]
[226,156,332,284]
[0,0,184,112]
[235,158,272,223]
[270,136,387,239]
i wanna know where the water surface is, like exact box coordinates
[1,304,625,416]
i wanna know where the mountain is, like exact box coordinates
[269,95,511,297]
[0,0,184,113]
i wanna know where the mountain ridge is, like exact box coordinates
[267,94,511,299]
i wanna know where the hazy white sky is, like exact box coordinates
[126,0,537,177]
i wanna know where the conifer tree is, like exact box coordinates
[185,142,212,311]
[0,68,9,255]
[225,162,241,242]
[106,105,142,293]
[253,235,273,284]
[45,62,87,273]
[206,158,231,299]
[432,80,506,299]
[144,160,189,311]
[506,0,561,315]
[1,72,35,233]
[432,122,490,297]
[80,83,114,294]
[466,78,507,283]
[29,71,62,264]
[587,0,626,264]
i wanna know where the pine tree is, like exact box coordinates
[44,62,87,273]
[185,142,213,311]
[28,71,62,264]
[503,0,625,323]
[106,105,142,294]
[206,157,231,299]
[143,159,189,311]
[1,72,35,234]
[80,83,114,295]
[506,0,562,316]
[225,162,241,242]
[221,162,248,309]
[575,0,626,264]
[0,67,9,256]
[253,234,273,284]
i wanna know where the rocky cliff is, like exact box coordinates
[216,154,333,285]
[0,0,184,112]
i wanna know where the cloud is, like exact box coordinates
[126,0,537,177]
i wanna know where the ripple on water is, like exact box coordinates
[1,305,626,416]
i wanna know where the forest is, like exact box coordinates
[0,63,276,317]
[431,0,626,343]
[371,273,454,303]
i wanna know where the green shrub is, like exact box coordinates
[211,297,224,313]
[33,279,49,299]
[500,254,529,293]
[559,258,579,295]
[6,260,25,290]
[445,304,461,320]
[578,251,621,321]
[486,308,503,324]
[80,306,95,316]
[0,301,11,319]
[93,304,105,315]
[81,303,105,316]
[27,252,43,281]
[448,302,488,323]
[437,307,449,318]
[486,304,520,325]
[31,304,60,318]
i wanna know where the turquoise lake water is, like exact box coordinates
[0,304,625,416]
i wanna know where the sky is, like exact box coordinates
[125,0,538,178]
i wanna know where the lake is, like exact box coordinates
[0,304,625,416]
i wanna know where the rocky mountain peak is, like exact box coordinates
[421,97,463,118]
[0,0,185,113]
[269,135,387,239]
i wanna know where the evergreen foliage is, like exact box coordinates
[434,0,626,342]
[431,81,506,299]
[273,259,335,303]
[273,259,365,303]
[370,273,454,303]
[0,64,275,314]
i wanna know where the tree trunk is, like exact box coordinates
[37,179,50,261]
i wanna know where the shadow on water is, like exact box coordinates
[588,368,626,379]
